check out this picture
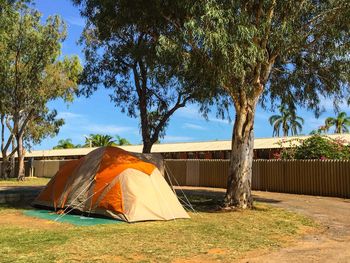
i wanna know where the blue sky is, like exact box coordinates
[32,0,349,150]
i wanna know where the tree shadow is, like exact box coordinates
[178,193,223,212]
[253,195,281,204]
[177,190,282,213]
[0,187,40,210]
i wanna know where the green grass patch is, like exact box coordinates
[0,177,50,187]
[0,193,317,263]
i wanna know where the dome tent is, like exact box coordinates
[33,147,189,222]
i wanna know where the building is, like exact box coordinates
[7,134,349,160]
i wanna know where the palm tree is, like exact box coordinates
[310,125,328,135]
[85,134,116,147]
[269,105,304,137]
[115,135,131,146]
[324,112,350,134]
[53,139,76,149]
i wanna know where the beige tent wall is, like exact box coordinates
[120,168,189,222]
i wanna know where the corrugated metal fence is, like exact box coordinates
[164,159,350,198]
[0,160,73,178]
[1,159,349,198]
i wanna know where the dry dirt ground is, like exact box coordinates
[180,187,350,263]
[244,191,350,263]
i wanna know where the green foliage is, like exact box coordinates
[325,112,350,134]
[67,1,350,205]
[53,139,77,149]
[84,134,131,147]
[72,0,224,152]
[269,105,304,137]
[153,1,350,203]
[294,135,350,160]
[310,125,328,135]
[276,135,350,160]
[155,1,350,113]
[84,134,116,147]
[0,2,82,178]
[310,112,350,135]
[0,2,82,147]
[115,135,131,146]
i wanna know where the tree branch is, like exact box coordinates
[150,94,192,144]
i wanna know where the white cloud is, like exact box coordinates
[57,111,84,119]
[183,123,206,130]
[176,106,202,119]
[162,135,193,142]
[208,117,231,124]
[66,16,86,27]
[319,97,349,112]
[177,105,232,125]
[85,124,132,134]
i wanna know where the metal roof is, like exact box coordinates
[14,133,350,158]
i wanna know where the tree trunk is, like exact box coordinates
[10,137,16,178]
[1,156,10,179]
[1,115,13,179]
[142,141,152,153]
[16,133,25,180]
[223,104,256,209]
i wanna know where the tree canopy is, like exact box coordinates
[115,135,131,146]
[0,2,82,179]
[53,139,77,149]
[153,0,350,208]
[72,0,223,153]
[84,134,116,147]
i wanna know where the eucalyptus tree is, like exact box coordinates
[72,0,219,153]
[269,105,304,137]
[156,0,350,208]
[0,3,82,179]
[0,0,19,178]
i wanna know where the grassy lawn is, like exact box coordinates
[0,193,317,263]
[0,177,50,187]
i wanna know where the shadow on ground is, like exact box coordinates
[176,189,281,212]
[0,186,42,209]
[1,185,282,213]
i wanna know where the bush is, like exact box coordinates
[277,135,350,160]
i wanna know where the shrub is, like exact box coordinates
[277,135,350,160]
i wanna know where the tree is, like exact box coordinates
[115,135,131,146]
[0,0,20,179]
[0,3,82,179]
[269,105,304,137]
[53,139,76,149]
[85,134,116,147]
[325,112,350,134]
[72,0,219,153]
[310,125,328,135]
[154,0,350,208]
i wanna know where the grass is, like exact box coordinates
[0,177,50,187]
[0,193,317,263]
